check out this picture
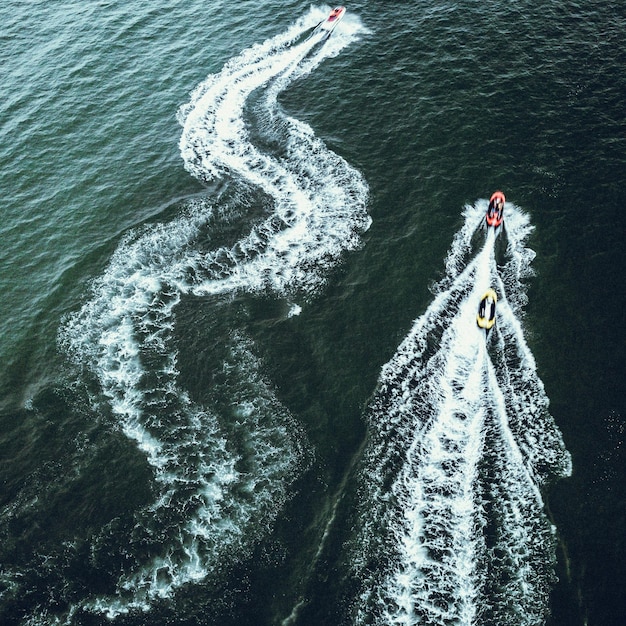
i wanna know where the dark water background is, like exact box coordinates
[0,1,624,624]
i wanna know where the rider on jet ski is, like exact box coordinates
[486,191,505,228]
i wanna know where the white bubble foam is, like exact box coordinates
[351,203,571,625]
[177,8,370,298]
[58,7,369,619]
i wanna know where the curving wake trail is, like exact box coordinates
[176,9,370,296]
[48,8,370,622]
[350,202,571,626]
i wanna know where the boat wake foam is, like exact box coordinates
[42,7,369,621]
[176,7,370,297]
[350,202,571,626]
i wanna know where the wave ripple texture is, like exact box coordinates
[351,203,571,626]
[177,9,370,297]
[54,8,369,621]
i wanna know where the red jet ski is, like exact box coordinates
[316,6,346,37]
[485,191,505,230]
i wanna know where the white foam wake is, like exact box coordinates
[60,207,308,617]
[57,7,369,620]
[177,7,370,296]
[351,202,571,626]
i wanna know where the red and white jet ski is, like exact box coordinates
[315,7,346,38]
[485,190,505,231]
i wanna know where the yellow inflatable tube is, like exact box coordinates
[477,289,497,330]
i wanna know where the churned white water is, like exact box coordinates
[351,203,572,626]
[58,8,369,618]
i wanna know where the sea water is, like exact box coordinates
[1,2,624,625]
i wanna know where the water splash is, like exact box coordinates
[351,202,571,626]
[177,7,370,297]
[52,7,369,620]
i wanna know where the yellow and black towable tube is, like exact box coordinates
[477,288,497,330]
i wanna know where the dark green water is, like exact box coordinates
[0,2,624,624]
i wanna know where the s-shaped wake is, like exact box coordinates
[51,7,369,622]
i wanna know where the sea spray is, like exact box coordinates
[54,8,370,621]
[351,202,571,625]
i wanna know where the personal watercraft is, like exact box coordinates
[315,6,346,37]
[477,289,497,333]
[485,191,505,230]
